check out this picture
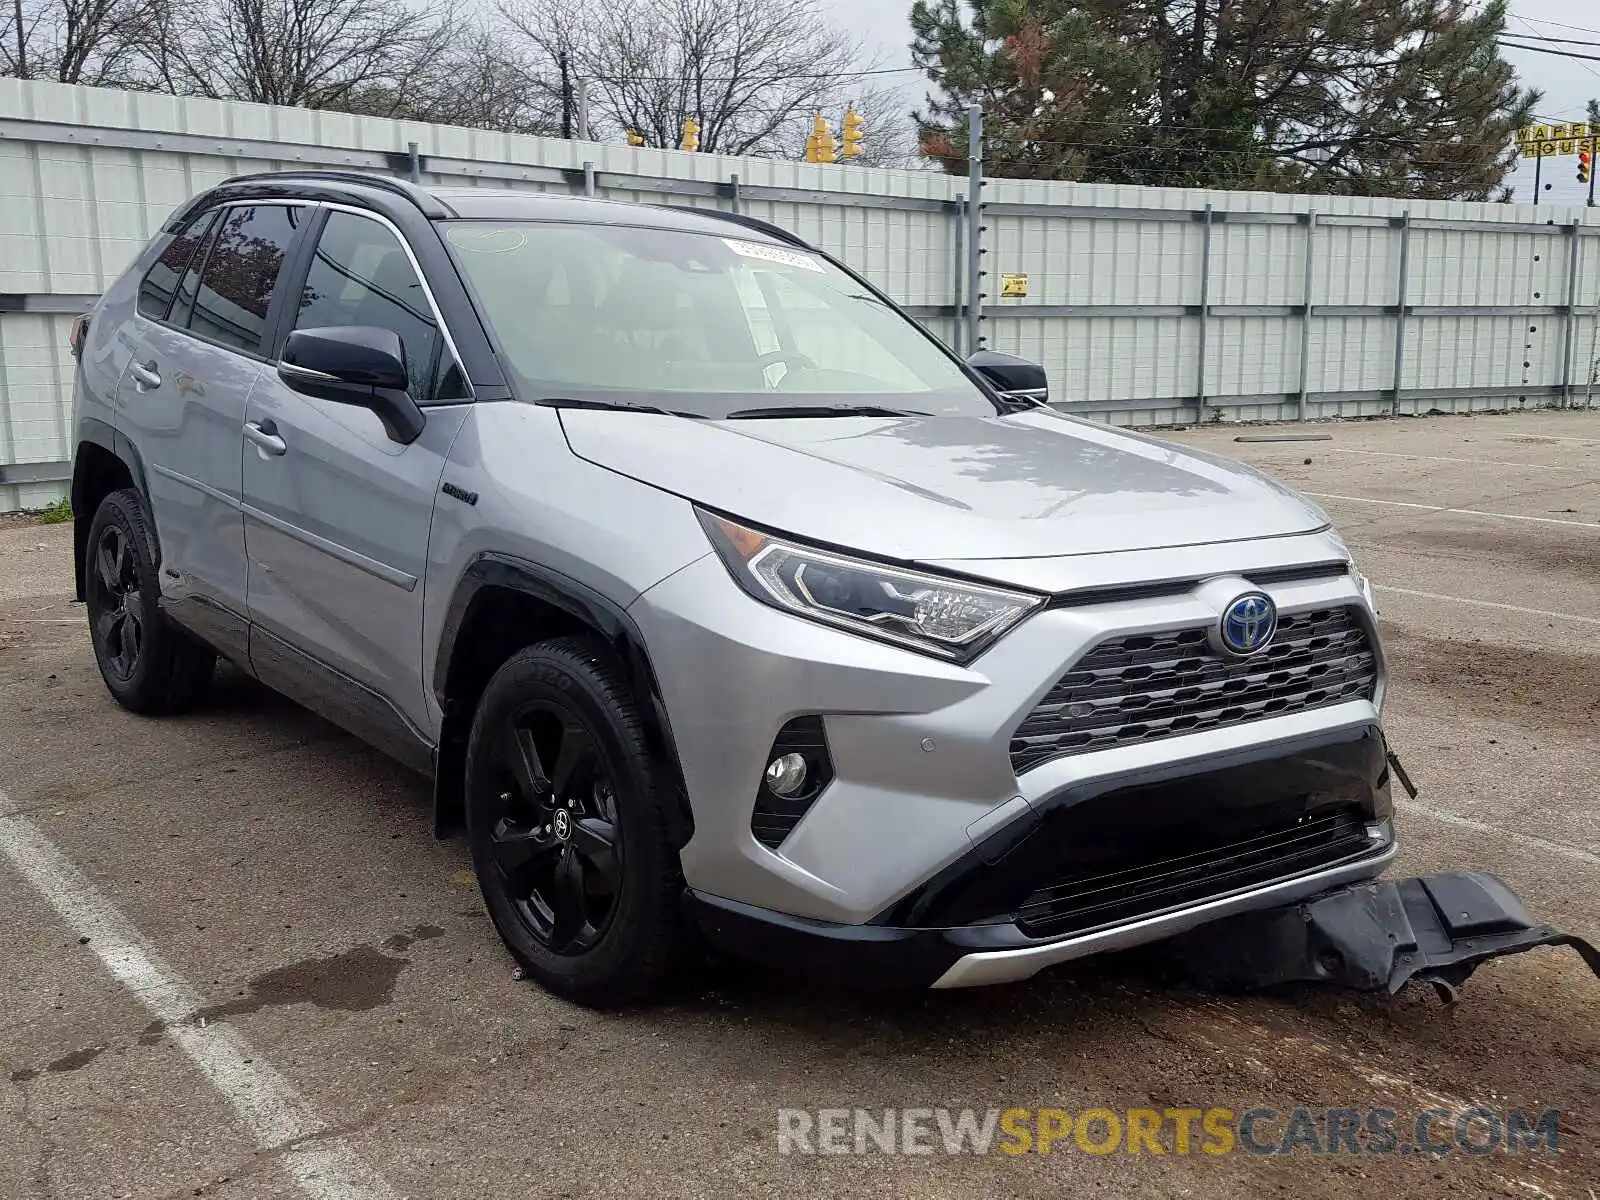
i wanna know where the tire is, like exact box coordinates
[84,488,215,714]
[464,638,686,1007]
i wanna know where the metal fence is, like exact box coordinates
[3,80,1598,511]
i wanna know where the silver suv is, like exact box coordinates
[68,172,1394,1006]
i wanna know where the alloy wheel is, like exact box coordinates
[486,702,623,954]
[91,524,145,681]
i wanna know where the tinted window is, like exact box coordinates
[169,219,216,330]
[187,205,306,354]
[295,212,456,400]
[137,211,217,321]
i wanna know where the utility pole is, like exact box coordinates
[559,50,574,140]
[576,78,591,142]
[13,0,27,79]
[1534,151,1542,206]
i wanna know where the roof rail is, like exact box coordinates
[211,170,453,218]
[650,205,814,250]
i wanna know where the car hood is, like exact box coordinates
[559,407,1329,564]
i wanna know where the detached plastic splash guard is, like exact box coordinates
[1169,871,1600,1003]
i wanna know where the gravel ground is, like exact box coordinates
[1,410,1597,1199]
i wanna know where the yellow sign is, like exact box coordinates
[1519,124,1592,157]
[1000,273,1029,298]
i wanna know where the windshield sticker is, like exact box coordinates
[723,238,825,273]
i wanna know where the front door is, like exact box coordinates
[241,207,470,764]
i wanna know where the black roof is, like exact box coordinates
[182,170,809,248]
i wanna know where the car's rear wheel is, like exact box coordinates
[84,488,215,714]
[464,638,685,1007]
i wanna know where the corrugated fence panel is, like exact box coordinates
[1212,221,1304,306]
[5,78,1600,510]
[988,314,1199,407]
[1308,317,1397,394]
[1209,316,1300,398]
[1320,224,1400,307]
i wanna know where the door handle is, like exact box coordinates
[244,419,287,457]
[129,360,161,390]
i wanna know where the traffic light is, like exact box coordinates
[841,105,865,159]
[1580,144,1593,184]
[626,128,645,147]
[681,117,700,153]
[805,112,836,163]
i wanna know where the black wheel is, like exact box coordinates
[84,489,215,714]
[464,638,685,1007]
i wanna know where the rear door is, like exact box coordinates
[241,206,471,760]
[115,202,311,656]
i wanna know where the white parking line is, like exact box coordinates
[1306,492,1600,529]
[1328,447,1597,473]
[0,803,397,1200]
[1374,585,1600,627]
[1395,800,1600,868]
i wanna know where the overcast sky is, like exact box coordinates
[820,0,1600,206]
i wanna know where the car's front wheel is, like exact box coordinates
[464,639,686,1007]
[84,488,215,714]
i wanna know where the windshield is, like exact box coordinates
[440,220,995,418]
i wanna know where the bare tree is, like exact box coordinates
[1,0,159,84]
[143,0,441,108]
[334,18,561,133]
[500,0,887,156]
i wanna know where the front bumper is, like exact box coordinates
[629,534,1384,926]
[689,721,1397,987]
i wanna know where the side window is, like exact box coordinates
[187,205,307,355]
[169,217,217,329]
[138,212,217,321]
[294,211,461,401]
[137,210,217,321]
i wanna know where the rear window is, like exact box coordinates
[137,211,218,322]
[186,205,308,355]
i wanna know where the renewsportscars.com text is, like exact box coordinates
[776,1106,1560,1158]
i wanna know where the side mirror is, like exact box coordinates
[278,326,425,444]
[967,349,1048,407]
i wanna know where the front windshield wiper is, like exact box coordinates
[534,396,705,418]
[723,404,932,420]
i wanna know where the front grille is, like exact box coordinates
[1017,805,1377,936]
[1010,606,1378,774]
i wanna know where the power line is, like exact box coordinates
[1507,34,1600,47]
[1499,39,1600,64]
[1506,11,1600,91]
[587,65,922,85]
[1509,12,1600,39]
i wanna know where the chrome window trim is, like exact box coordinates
[132,197,314,363]
[317,201,474,401]
[131,198,474,402]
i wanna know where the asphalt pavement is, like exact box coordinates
[2,410,1597,1199]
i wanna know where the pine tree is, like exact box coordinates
[911,0,1539,200]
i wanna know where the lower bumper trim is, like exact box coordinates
[930,843,1397,988]
[687,841,1396,991]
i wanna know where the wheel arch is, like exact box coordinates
[432,553,692,845]
[72,419,155,602]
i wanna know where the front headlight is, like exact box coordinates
[697,510,1043,663]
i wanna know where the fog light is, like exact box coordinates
[764,752,809,797]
